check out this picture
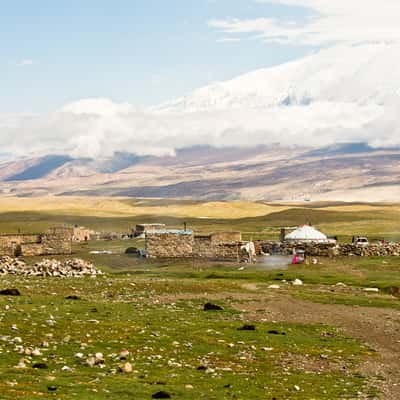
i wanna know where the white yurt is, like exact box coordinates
[285,225,328,242]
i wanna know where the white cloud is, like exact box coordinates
[216,37,242,43]
[17,59,33,67]
[210,0,400,45]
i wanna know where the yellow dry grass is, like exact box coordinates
[0,197,288,219]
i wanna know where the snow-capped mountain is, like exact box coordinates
[154,44,399,113]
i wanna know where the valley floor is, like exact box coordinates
[0,251,399,399]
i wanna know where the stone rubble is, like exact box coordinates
[0,256,102,277]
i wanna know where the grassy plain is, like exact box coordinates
[0,197,399,399]
[0,197,399,242]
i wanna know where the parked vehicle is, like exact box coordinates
[352,236,369,246]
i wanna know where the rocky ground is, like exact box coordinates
[0,255,399,399]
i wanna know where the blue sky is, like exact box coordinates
[1,0,314,112]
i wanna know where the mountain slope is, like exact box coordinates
[0,144,399,202]
[155,44,399,113]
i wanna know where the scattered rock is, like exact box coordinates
[292,279,303,286]
[32,362,48,369]
[119,349,130,360]
[267,330,286,336]
[119,362,133,373]
[238,324,256,331]
[268,285,280,289]
[152,391,171,399]
[65,295,80,300]
[364,288,380,293]
[0,288,21,296]
[203,303,223,311]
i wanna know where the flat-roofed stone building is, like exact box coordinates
[0,227,73,257]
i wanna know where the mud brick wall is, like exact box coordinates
[146,233,194,258]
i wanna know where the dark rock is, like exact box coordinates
[238,324,256,331]
[224,384,231,388]
[267,330,286,335]
[152,391,171,399]
[33,362,48,369]
[65,295,80,300]
[47,386,57,392]
[197,365,207,370]
[203,302,223,311]
[0,288,20,296]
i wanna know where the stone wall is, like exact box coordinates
[338,243,400,257]
[0,227,72,257]
[214,242,240,262]
[41,227,73,255]
[193,232,244,261]
[211,232,242,244]
[256,240,400,257]
[146,232,194,258]
[193,235,214,258]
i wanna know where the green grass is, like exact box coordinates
[0,275,374,400]
[294,291,400,310]
[1,201,400,398]
[0,201,400,242]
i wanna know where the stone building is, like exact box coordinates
[145,230,249,262]
[72,226,91,242]
[145,230,194,258]
[0,227,73,257]
[134,224,166,237]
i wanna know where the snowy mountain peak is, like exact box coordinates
[154,44,400,113]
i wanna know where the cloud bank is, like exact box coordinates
[211,0,400,45]
[2,1,400,159]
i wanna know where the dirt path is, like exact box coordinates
[236,295,400,399]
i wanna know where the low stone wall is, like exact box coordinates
[146,232,194,258]
[339,243,400,257]
[256,240,400,257]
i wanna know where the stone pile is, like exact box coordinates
[0,256,102,277]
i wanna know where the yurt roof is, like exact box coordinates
[285,225,328,241]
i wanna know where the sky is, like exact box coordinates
[1,0,400,158]
[1,0,313,113]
